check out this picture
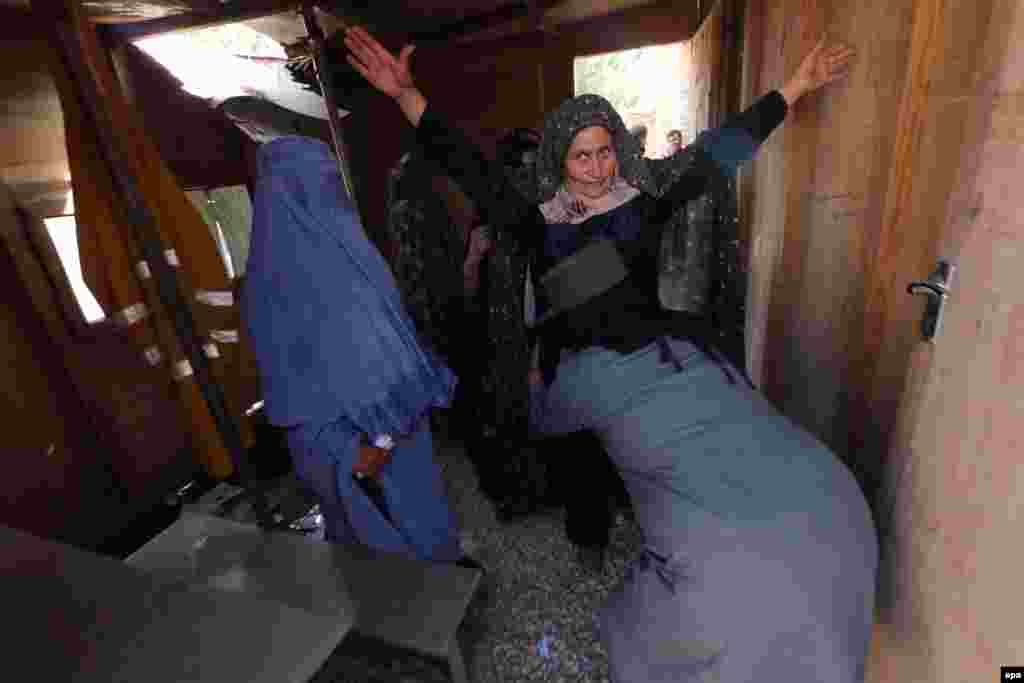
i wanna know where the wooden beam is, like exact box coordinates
[409,2,534,44]
[558,0,702,56]
[542,0,660,27]
[102,0,307,43]
[178,0,224,14]
[106,0,559,47]
[0,5,41,39]
[79,1,195,24]
[451,0,693,48]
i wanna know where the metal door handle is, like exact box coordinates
[907,260,955,342]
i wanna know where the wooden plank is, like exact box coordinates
[542,0,658,26]
[102,0,304,43]
[559,1,702,56]
[746,0,917,483]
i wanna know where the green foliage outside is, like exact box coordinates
[182,24,282,58]
[574,48,649,112]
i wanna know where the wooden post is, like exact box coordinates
[302,4,361,213]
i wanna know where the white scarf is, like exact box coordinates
[538,177,641,225]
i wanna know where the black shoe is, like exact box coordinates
[576,546,606,574]
[495,496,540,523]
[456,555,486,573]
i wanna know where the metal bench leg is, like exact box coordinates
[448,636,469,683]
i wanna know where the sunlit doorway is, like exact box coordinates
[574,42,690,158]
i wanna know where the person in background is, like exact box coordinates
[385,151,465,365]
[628,123,648,156]
[458,127,549,521]
[451,220,513,503]
[665,128,683,156]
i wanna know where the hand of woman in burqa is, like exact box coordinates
[352,443,392,480]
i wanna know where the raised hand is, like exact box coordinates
[344,26,416,99]
[781,37,856,105]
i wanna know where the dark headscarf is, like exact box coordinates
[534,94,656,202]
[243,136,455,432]
[496,128,541,169]
[385,149,465,359]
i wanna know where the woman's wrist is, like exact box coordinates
[395,87,427,127]
[778,78,808,109]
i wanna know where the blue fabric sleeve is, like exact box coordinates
[649,91,788,216]
[696,90,788,176]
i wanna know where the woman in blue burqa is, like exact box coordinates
[345,25,877,683]
[243,134,464,563]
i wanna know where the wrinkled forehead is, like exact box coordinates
[567,125,614,155]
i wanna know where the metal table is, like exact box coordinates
[0,523,353,683]
[128,511,482,682]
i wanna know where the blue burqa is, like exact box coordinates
[243,137,460,559]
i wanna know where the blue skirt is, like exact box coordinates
[287,416,462,563]
[531,338,878,682]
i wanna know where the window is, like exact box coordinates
[133,19,330,120]
[42,216,106,323]
[186,186,253,278]
[574,42,691,158]
[134,23,285,102]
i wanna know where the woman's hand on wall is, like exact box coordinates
[780,37,856,107]
[344,26,427,126]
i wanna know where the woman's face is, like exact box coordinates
[563,126,617,199]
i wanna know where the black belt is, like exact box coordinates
[534,239,629,326]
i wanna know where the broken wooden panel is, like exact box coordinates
[48,3,250,478]
[113,43,256,190]
[0,36,72,218]
[2,184,196,521]
[0,193,132,548]
[82,0,200,23]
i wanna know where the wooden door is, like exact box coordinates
[0,225,126,549]
[741,0,1023,677]
[741,0,920,505]
[863,0,1024,679]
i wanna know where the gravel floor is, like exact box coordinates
[436,434,642,683]
[220,432,644,683]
